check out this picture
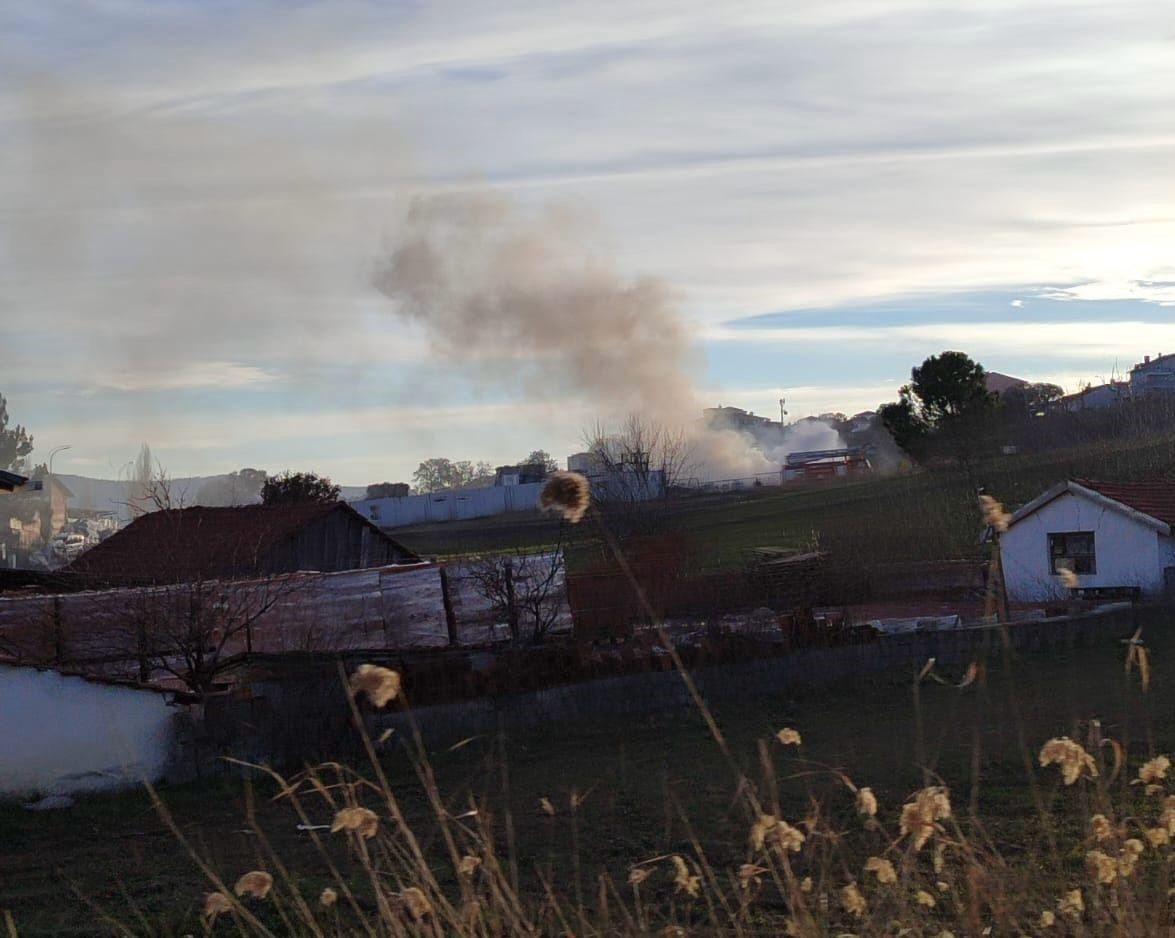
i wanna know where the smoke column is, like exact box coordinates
[375,191,826,479]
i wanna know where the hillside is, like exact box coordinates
[59,474,367,521]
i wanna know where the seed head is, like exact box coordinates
[319,887,338,908]
[203,892,233,920]
[538,471,590,523]
[775,727,802,746]
[1057,888,1084,920]
[855,787,878,817]
[671,855,700,897]
[864,856,896,884]
[1090,814,1114,842]
[1039,737,1098,785]
[331,806,379,839]
[1086,850,1117,884]
[841,882,867,917]
[900,787,952,851]
[234,870,273,900]
[401,887,433,920]
[979,495,1010,532]
[348,664,401,708]
[1138,755,1170,784]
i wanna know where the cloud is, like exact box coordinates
[91,361,281,392]
[4,0,1175,475]
[704,320,1175,363]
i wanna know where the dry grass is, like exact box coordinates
[92,651,1175,936]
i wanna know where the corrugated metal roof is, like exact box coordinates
[66,502,416,582]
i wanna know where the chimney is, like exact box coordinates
[1145,355,1151,364]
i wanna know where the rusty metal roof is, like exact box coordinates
[66,502,416,583]
[1074,479,1175,527]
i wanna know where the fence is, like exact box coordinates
[178,603,1159,775]
[0,552,570,685]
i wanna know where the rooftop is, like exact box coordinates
[1074,479,1175,528]
[67,502,416,582]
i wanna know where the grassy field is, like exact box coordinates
[396,429,1175,584]
[3,615,1170,935]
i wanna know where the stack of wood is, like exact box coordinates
[741,547,825,611]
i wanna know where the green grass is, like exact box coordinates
[3,618,1170,936]
[397,429,1175,581]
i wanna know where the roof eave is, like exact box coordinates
[1007,480,1171,536]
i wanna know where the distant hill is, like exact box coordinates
[59,474,366,522]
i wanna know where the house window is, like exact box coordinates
[1049,532,1096,575]
[368,504,381,521]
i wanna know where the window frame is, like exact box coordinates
[1048,531,1096,575]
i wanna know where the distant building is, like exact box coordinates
[1001,479,1175,602]
[1130,353,1175,397]
[703,406,781,432]
[67,502,418,583]
[1058,381,1131,412]
[985,372,1027,396]
[0,470,30,495]
[494,463,548,487]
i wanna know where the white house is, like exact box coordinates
[1131,353,1175,397]
[0,661,180,799]
[1001,480,1175,603]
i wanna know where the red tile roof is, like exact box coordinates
[67,502,414,583]
[1075,479,1175,527]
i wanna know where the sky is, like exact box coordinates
[2,0,1174,484]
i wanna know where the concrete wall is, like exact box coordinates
[0,664,176,798]
[1002,491,1169,602]
[354,482,546,529]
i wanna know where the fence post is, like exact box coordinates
[439,566,460,646]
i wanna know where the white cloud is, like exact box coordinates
[4,0,1175,474]
[704,320,1175,365]
[93,361,281,392]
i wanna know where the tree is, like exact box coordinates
[0,392,34,472]
[521,450,559,473]
[467,545,568,644]
[113,574,298,692]
[909,351,994,424]
[411,458,494,494]
[261,471,341,505]
[879,352,996,454]
[1002,382,1065,417]
[878,393,929,453]
[584,414,694,492]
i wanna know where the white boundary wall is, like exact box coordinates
[0,664,176,798]
[354,482,545,529]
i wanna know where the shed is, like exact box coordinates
[1001,479,1175,602]
[0,660,182,798]
[67,502,419,584]
[0,469,29,494]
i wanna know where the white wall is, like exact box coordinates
[0,665,176,798]
[354,482,546,529]
[1002,491,1168,602]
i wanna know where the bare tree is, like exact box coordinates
[583,414,694,495]
[467,538,568,644]
[111,571,301,692]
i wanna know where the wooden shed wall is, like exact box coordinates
[267,509,408,573]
